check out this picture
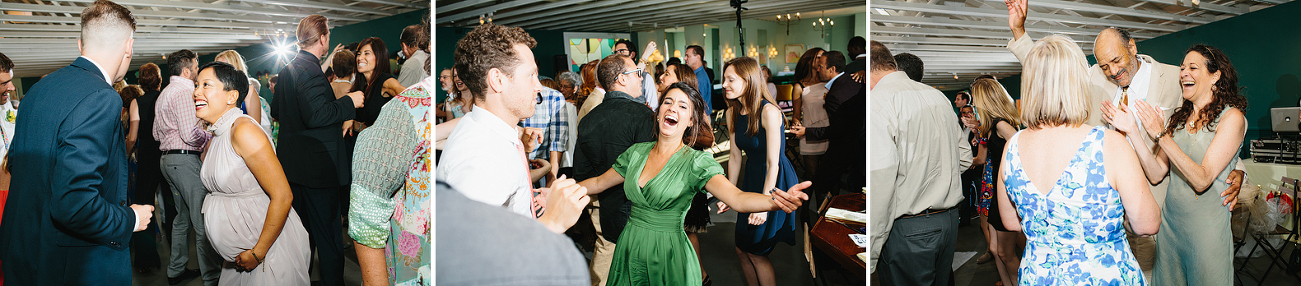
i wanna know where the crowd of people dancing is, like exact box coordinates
[434,22,867,285]
[0,1,432,285]
[871,0,1250,285]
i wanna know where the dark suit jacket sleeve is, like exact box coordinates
[808,82,865,141]
[296,69,355,129]
[51,89,134,246]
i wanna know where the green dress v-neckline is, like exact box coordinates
[635,144,685,189]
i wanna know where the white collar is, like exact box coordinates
[856,53,867,59]
[826,72,845,89]
[79,56,114,85]
[1116,57,1154,104]
[466,105,523,147]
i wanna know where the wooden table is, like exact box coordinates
[810,193,867,274]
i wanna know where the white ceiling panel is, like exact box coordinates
[1,0,429,78]
[870,0,1287,89]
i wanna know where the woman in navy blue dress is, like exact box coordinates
[718,57,799,286]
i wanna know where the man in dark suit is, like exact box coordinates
[845,36,867,74]
[792,51,865,199]
[270,14,363,286]
[0,1,153,284]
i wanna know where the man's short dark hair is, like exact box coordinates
[848,36,866,56]
[824,51,847,74]
[869,40,895,72]
[167,49,197,77]
[453,23,538,100]
[198,61,249,106]
[686,45,704,58]
[666,57,682,66]
[0,52,11,74]
[894,53,924,81]
[597,54,629,91]
[615,39,637,56]
[956,91,971,103]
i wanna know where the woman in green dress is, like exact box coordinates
[578,82,811,286]
[1102,44,1247,286]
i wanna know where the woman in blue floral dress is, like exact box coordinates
[995,35,1161,285]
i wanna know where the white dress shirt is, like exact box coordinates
[438,107,534,217]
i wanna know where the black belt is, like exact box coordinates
[899,206,956,219]
[162,150,201,155]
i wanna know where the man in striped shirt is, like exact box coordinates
[152,49,219,286]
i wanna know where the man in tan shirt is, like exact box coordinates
[870,41,972,284]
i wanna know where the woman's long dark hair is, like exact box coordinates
[664,82,714,150]
[1164,44,1248,136]
[351,37,394,99]
[793,48,825,85]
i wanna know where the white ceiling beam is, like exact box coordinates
[490,0,644,27]
[0,14,287,30]
[869,35,1035,47]
[0,30,262,40]
[492,0,597,20]
[1130,0,1248,14]
[886,44,1019,53]
[436,0,498,14]
[581,1,862,32]
[351,0,424,9]
[971,0,1216,23]
[871,25,1096,43]
[869,0,1187,32]
[52,0,390,19]
[545,0,858,31]
[870,14,1162,38]
[230,0,393,15]
[436,0,549,25]
[0,2,367,23]
[0,23,246,34]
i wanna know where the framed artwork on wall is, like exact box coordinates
[785,44,804,63]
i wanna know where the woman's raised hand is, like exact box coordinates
[1133,100,1166,140]
[1101,100,1138,135]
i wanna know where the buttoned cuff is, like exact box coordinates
[132,210,140,232]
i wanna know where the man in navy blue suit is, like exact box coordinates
[0,1,154,284]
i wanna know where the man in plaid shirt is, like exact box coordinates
[520,86,569,185]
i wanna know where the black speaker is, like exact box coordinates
[554,55,569,76]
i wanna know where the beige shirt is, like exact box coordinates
[576,87,605,124]
[869,71,971,272]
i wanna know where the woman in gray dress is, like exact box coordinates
[195,61,310,285]
[1103,44,1247,286]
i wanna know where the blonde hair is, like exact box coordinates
[1020,34,1091,129]
[214,50,249,75]
[970,78,1020,137]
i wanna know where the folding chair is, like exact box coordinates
[1239,176,1301,284]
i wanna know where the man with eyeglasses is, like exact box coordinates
[614,39,661,111]
[574,53,657,286]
